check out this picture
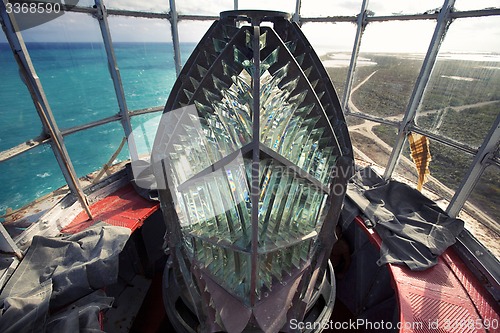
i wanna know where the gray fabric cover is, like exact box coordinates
[347,167,464,271]
[0,223,130,332]
[0,280,52,333]
[45,290,114,333]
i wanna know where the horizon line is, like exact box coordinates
[1,42,499,55]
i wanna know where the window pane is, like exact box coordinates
[468,165,500,226]
[417,102,499,149]
[237,0,295,13]
[64,121,129,178]
[36,0,95,7]
[349,120,397,170]
[415,17,500,149]
[350,21,435,120]
[131,112,162,156]
[301,22,357,98]
[21,12,119,130]
[178,20,214,66]
[368,0,444,16]
[176,0,232,15]
[76,0,94,7]
[108,16,176,111]
[463,165,500,259]
[394,137,474,204]
[301,0,360,16]
[355,20,435,53]
[11,0,94,7]
[106,0,169,12]
[454,0,500,11]
[0,144,66,237]
[0,44,44,151]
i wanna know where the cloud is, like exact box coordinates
[20,12,102,43]
[441,16,500,53]
[106,0,169,12]
[108,16,172,42]
[359,20,437,53]
[301,22,357,52]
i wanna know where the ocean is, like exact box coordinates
[0,42,195,217]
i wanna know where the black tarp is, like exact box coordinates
[346,167,464,271]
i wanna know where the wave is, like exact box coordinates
[36,172,52,178]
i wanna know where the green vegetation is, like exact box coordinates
[351,53,423,118]
[349,132,391,167]
[371,124,398,149]
[348,52,500,224]
[324,66,348,100]
[470,166,500,222]
[420,60,500,110]
[345,115,365,127]
[347,53,500,119]
[374,120,478,192]
[417,102,500,148]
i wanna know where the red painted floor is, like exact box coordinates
[62,184,159,234]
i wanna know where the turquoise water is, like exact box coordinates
[0,42,195,216]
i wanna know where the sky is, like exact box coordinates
[1,0,499,53]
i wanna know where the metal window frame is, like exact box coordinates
[342,0,369,112]
[94,0,139,162]
[0,0,93,222]
[0,108,164,163]
[383,0,456,180]
[1,2,496,161]
[293,0,301,24]
[168,0,182,76]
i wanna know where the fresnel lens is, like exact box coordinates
[153,10,353,333]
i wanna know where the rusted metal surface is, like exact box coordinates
[0,135,49,163]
